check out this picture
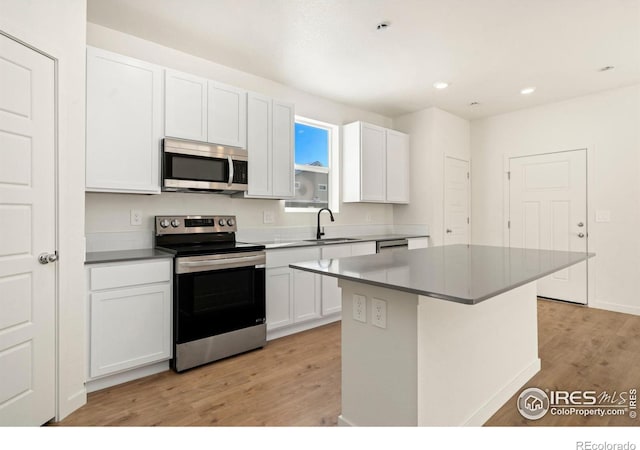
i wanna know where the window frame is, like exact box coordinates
[284,116,340,213]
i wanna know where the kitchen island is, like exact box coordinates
[290,244,592,426]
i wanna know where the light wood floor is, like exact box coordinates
[55,299,640,426]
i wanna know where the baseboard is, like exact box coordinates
[589,301,640,316]
[86,360,170,393]
[267,314,340,341]
[462,358,541,426]
[338,414,357,427]
[56,387,87,422]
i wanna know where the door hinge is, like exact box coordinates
[467,217,470,224]
[467,172,470,179]
[507,171,511,180]
[508,220,511,229]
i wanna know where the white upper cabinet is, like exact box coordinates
[164,69,208,142]
[342,121,410,204]
[86,46,163,193]
[385,129,410,203]
[246,93,294,199]
[208,81,247,148]
[164,72,247,148]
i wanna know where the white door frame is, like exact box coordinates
[0,29,60,422]
[502,147,595,305]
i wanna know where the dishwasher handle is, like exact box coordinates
[376,238,409,252]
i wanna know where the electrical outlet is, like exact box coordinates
[595,210,610,223]
[353,294,366,323]
[365,213,372,223]
[130,209,142,226]
[372,298,387,329]
[263,210,275,224]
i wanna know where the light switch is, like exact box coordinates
[595,210,611,223]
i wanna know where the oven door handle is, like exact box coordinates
[227,156,234,186]
[177,254,265,273]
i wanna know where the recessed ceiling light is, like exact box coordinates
[469,101,480,106]
[433,82,449,89]
[520,87,536,95]
[599,65,615,72]
[376,21,390,30]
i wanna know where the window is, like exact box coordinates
[285,116,339,212]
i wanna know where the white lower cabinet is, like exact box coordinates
[320,242,376,315]
[265,241,376,339]
[86,258,172,391]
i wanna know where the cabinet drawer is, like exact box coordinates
[351,241,377,256]
[89,259,172,291]
[266,247,320,268]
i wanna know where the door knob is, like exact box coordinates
[38,252,58,264]
[578,233,585,238]
[446,229,452,234]
[577,222,584,227]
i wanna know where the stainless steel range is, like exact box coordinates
[155,215,266,372]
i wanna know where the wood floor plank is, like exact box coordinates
[54,300,640,427]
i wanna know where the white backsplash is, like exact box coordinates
[86,224,429,252]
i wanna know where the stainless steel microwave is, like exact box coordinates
[162,138,248,193]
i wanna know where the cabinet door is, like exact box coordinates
[271,100,295,198]
[320,244,352,315]
[265,267,293,330]
[208,81,247,148]
[164,69,208,142]
[386,130,410,203]
[90,283,171,378]
[86,47,162,193]
[360,123,387,202]
[293,269,321,323]
[247,92,272,196]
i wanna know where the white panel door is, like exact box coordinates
[0,34,56,426]
[247,92,272,196]
[207,81,247,148]
[509,150,587,304]
[271,100,294,198]
[385,129,410,203]
[165,69,208,142]
[360,123,386,202]
[444,157,470,245]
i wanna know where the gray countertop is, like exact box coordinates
[85,248,175,265]
[249,233,429,250]
[290,244,593,305]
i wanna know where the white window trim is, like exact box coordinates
[285,116,340,213]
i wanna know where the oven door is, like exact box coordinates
[163,142,248,192]
[174,252,265,344]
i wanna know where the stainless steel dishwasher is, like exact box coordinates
[376,238,408,253]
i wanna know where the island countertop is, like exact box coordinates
[290,244,593,305]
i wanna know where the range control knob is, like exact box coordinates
[160,219,170,228]
[227,218,235,227]
[218,218,226,226]
[171,219,181,228]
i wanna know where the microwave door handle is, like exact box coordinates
[227,156,234,186]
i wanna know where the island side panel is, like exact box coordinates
[417,281,541,426]
[338,280,419,426]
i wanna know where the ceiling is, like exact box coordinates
[87,0,640,120]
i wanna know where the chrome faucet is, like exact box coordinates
[316,208,335,240]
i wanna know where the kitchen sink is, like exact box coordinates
[304,237,360,244]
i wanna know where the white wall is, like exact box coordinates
[0,0,87,419]
[85,23,394,238]
[393,107,470,245]
[471,84,640,315]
